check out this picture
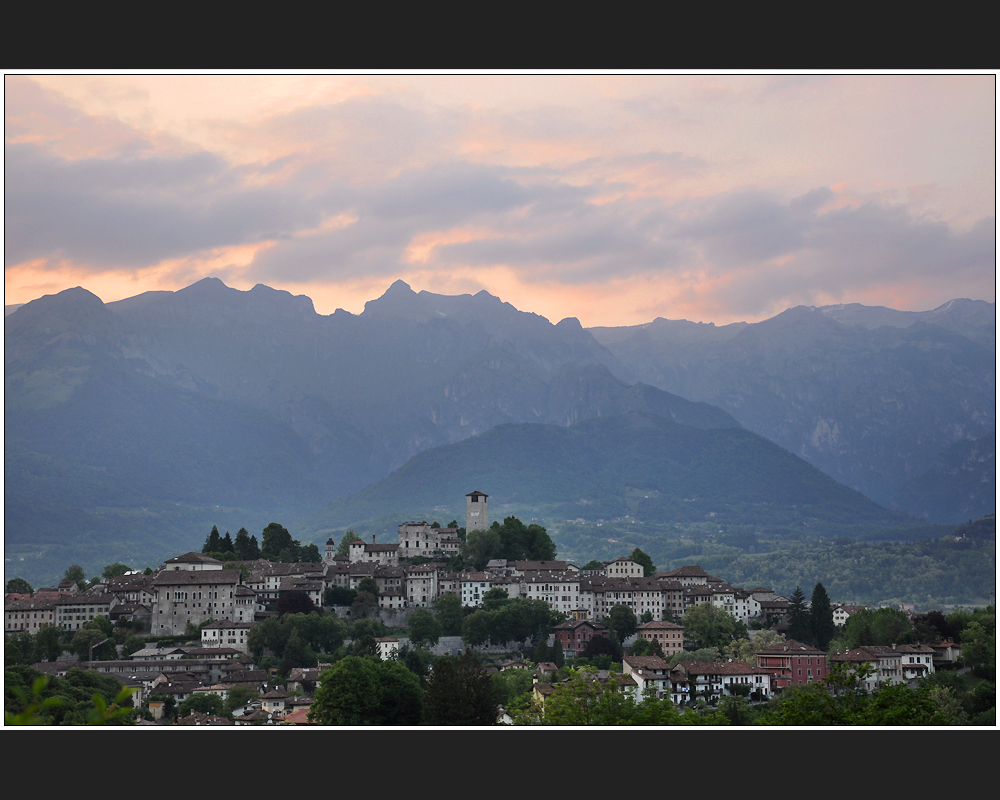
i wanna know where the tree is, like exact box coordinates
[683,603,746,651]
[481,586,512,612]
[423,652,498,725]
[810,583,835,651]
[725,631,785,665]
[300,542,322,563]
[462,529,502,570]
[787,586,811,643]
[277,590,317,617]
[64,565,87,590]
[220,531,235,554]
[357,577,379,597]
[335,530,361,558]
[434,592,465,637]
[630,548,656,577]
[959,616,995,679]
[629,637,664,658]
[350,591,378,619]
[178,692,226,718]
[408,608,443,648]
[260,523,294,562]
[5,578,33,594]
[309,656,423,725]
[203,526,221,554]
[234,527,257,560]
[581,634,623,665]
[324,586,356,607]
[101,563,131,580]
[224,686,259,717]
[607,604,638,644]
[842,608,914,649]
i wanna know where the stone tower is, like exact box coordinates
[465,490,489,533]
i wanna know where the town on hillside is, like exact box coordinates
[5,491,994,726]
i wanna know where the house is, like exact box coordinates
[200,620,253,654]
[622,654,672,700]
[163,552,225,572]
[896,644,936,681]
[668,661,773,704]
[552,619,608,658]
[4,598,57,633]
[150,570,245,636]
[348,535,400,566]
[375,637,400,661]
[54,586,115,632]
[756,639,829,689]
[635,620,685,657]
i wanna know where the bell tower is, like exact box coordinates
[465,490,489,534]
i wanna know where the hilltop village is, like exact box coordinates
[4,491,990,726]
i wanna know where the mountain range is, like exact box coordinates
[4,279,994,582]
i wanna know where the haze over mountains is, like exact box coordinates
[4,279,994,581]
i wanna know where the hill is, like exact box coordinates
[298,412,905,542]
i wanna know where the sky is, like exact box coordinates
[4,72,996,328]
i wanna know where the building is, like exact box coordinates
[756,639,829,689]
[151,570,246,636]
[552,619,608,658]
[635,620,685,657]
[466,490,489,533]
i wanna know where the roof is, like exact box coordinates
[165,552,224,565]
[675,661,763,676]
[466,490,489,498]
[152,571,242,586]
[756,639,827,656]
[623,655,671,671]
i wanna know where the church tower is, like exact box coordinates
[465,490,489,533]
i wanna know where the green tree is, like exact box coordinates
[630,548,656,577]
[277,590,317,617]
[35,625,66,662]
[101,563,131,580]
[810,583,836,651]
[6,577,33,594]
[607,604,638,644]
[683,603,746,651]
[959,615,995,679]
[423,652,498,725]
[71,619,115,662]
[300,542,322,562]
[481,587,512,612]
[234,527,258,560]
[220,531,235,554]
[357,577,379,597]
[204,526,221,554]
[787,586,811,643]
[629,637,664,658]
[408,608,443,648]
[335,530,361,558]
[842,607,913,649]
[224,686,259,717]
[63,565,87,590]
[324,586,356,607]
[178,692,226,718]
[261,523,294,562]
[725,631,785,665]
[462,529,502,570]
[350,591,378,620]
[309,656,423,725]
[435,592,465,637]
